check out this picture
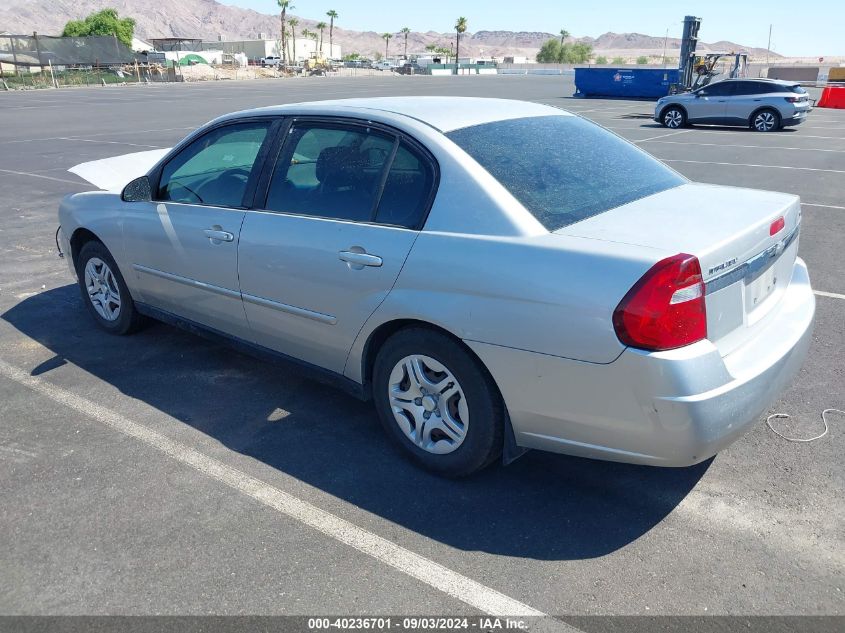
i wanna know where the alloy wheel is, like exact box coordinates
[84,257,122,321]
[664,109,683,128]
[388,354,469,454]
[754,111,777,131]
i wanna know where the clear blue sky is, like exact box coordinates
[221,0,842,57]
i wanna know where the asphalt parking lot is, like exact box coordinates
[0,75,843,628]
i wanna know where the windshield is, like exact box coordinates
[446,115,686,231]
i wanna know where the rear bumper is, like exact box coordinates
[467,258,815,467]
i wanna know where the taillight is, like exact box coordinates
[784,96,800,103]
[613,254,707,351]
[770,217,785,235]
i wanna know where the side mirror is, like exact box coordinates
[121,175,152,202]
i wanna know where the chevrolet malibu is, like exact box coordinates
[57,97,815,477]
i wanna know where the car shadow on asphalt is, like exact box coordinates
[3,285,712,561]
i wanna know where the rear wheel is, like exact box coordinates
[751,108,781,132]
[372,327,504,477]
[76,240,144,335]
[661,106,686,129]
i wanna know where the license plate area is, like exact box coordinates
[745,260,778,313]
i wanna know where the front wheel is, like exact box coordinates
[751,109,781,132]
[372,328,504,477]
[76,240,144,335]
[661,106,686,129]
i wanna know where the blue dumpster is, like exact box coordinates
[574,68,680,98]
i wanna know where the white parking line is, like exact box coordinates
[815,290,845,300]
[634,130,691,142]
[0,358,578,628]
[640,139,845,154]
[0,168,87,186]
[662,159,845,174]
[54,136,163,149]
[802,202,845,210]
[601,126,845,141]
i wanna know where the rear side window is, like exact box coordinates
[374,143,436,228]
[447,115,686,231]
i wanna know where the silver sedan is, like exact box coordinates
[58,97,815,476]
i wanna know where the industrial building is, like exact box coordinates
[213,38,341,63]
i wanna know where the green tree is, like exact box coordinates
[277,0,294,66]
[595,55,608,64]
[61,8,135,48]
[425,43,437,53]
[568,42,593,63]
[382,33,393,59]
[315,21,327,55]
[636,55,648,64]
[400,27,411,58]
[454,17,468,73]
[559,28,570,46]
[326,9,338,58]
[611,56,625,65]
[536,39,561,62]
[537,38,592,64]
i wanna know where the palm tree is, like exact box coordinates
[400,27,411,59]
[454,17,468,74]
[316,21,327,55]
[301,27,312,56]
[425,43,437,53]
[559,29,570,46]
[277,0,294,66]
[326,9,338,58]
[382,33,392,60]
[289,18,299,63]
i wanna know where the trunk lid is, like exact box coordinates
[556,182,801,356]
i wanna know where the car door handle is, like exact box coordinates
[339,250,383,268]
[203,229,234,242]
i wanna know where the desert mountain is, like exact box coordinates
[0,0,778,60]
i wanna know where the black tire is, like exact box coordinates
[372,327,504,477]
[75,240,145,335]
[660,106,687,129]
[750,108,781,132]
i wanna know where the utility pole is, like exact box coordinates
[766,24,772,67]
[662,27,669,67]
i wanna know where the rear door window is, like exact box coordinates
[446,115,686,231]
[263,122,436,228]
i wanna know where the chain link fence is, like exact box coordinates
[0,33,175,89]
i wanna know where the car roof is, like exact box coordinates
[719,78,797,85]
[220,97,572,133]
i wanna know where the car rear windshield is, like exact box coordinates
[789,85,807,94]
[446,115,686,231]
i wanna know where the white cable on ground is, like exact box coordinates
[766,409,844,442]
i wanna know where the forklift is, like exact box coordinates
[670,16,749,93]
